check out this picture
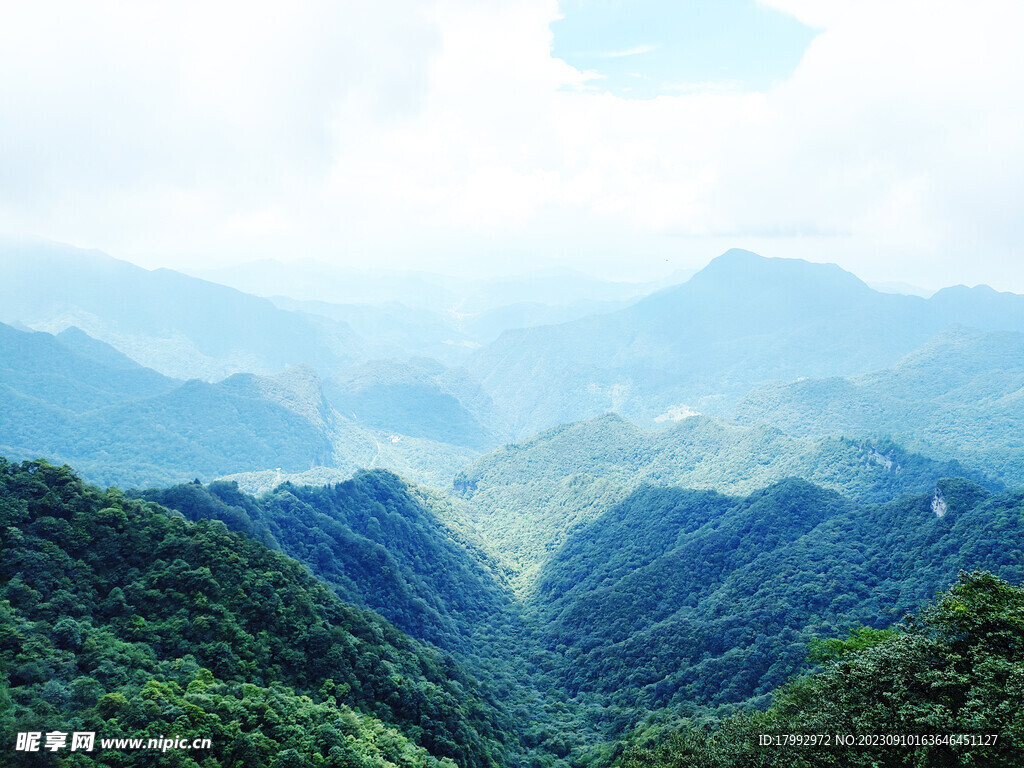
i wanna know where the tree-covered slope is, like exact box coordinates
[454,413,997,587]
[536,478,1024,716]
[0,458,507,768]
[621,571,1024,767]
[735,325,1024,485]
[141,470,512,653]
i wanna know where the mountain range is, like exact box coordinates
[3,239,1024,767]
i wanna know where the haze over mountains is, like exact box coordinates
[4,239,1024,493]
[4,238,1024,766]
[469,249,1024,436]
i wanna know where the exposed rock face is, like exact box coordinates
[932,489,948,517]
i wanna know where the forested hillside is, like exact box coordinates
[454,413,998,587]
[3,453,1024,766]
[736,326,1024,485]
[534,478,1024,717]
[621,571,1024,767]
[141,470,511,652]
[0,459,507,767]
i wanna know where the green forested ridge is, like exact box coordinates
[735,326,1024,485]
[3,454,1024,767]
[532,477,1024,717]
[0,459,506,768]
[124,463,1024,765]
[620,571,1024,767]
[139,471,618,766]
[140,470,512,653]
[454,413,998,587]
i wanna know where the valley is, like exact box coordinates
[2,244,1023,767]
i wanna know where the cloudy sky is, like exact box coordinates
[1,0,1023,290]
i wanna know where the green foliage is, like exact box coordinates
[0,458,504,768]
[620,571,1024,767]
[455,413,998,588]
[141,470,511,652]
[533,477,1024,718]
[736,326,1024,486]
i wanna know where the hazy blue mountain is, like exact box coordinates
[0,238,365,380]
[271,296,478,364]
[459,298,632,344]
[0,321,176,413]
[452,267,688,314]
[453,412,997,588]
[468,250,1024,437]
[194,258,688,314]
[735,325,1024,486]
[325,359,502,450]
[0,324,478,488]
[272,295,639,365]
[192,258,470,312]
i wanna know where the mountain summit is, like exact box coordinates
[468,250,1024,437]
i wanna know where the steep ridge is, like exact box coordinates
[453,413,999,588]
[534,478,1024,716]
[142,470,512,653]
[0,458,507,767]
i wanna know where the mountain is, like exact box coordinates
[270,297,480,365]
[453,412,999,588]
[468,250,1024,437]
[142,470,512,652]
[0,321,176,413]
[271,295,638,366]
[735,326,1024,485]
[622,571,1024,767]
[0,238,365,381]
[534,478,1024,714]
[0,323,336,486]
[194,259,685,315]
[0,323,483,488]
[324,359,503,450]
[0,458,507,768]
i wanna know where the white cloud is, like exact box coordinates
[599,43,661,58]
[1,0,1023,289]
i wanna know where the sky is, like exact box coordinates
[1,0,1023,291]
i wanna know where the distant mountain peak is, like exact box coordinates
[692,249,872,291]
